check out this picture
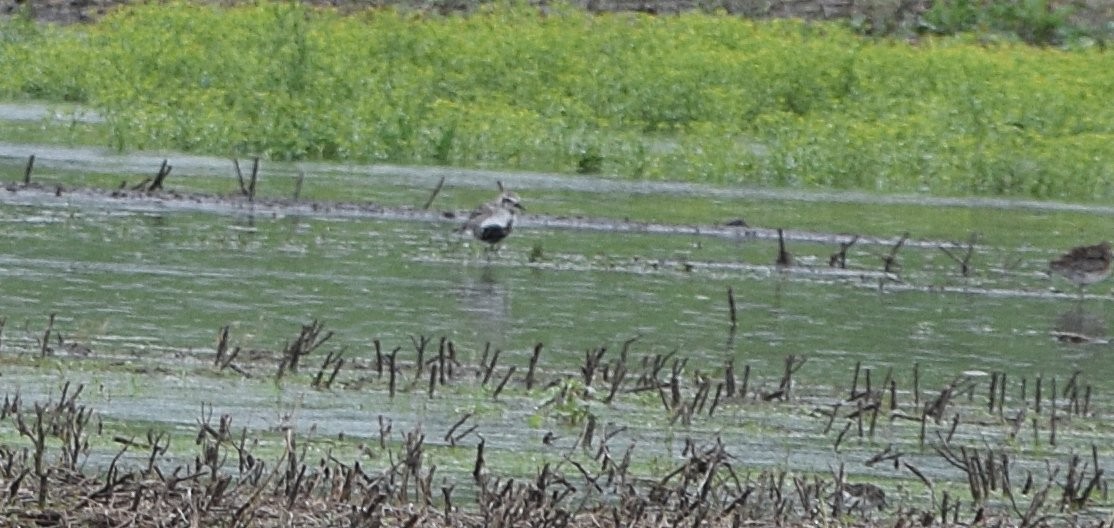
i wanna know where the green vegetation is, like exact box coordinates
[920,0,1081,45]
[1,1,1113,200]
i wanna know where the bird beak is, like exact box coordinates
[513,203,525,211]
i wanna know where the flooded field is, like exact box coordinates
[1,110,1114,524]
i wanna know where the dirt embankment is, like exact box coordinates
[6,1,1112,44]
[4,0,928,25]
[6,0,1114,42]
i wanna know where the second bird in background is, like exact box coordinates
[1049,241,1112,294]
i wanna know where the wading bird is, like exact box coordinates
[827,482,887,514]
[463,183,524,249]
[1049,241,1112,294]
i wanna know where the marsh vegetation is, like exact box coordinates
[2,1,1114,526]
[1,2,1113,200]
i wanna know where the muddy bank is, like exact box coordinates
[2,0,925,25]
[0,175,949,258]
[8,0,1112,44]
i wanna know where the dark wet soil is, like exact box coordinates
[2,0,926,25]
[7,1,1112,51]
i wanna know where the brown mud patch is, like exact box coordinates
[2,0,927,26]
[7,0,1113,45]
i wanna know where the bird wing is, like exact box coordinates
[461,202,496,231]
[479,208,514,231]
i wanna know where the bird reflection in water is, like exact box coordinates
[1052,304,1108,345]
[454,266,513,345]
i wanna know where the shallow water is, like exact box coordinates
[1,200,1104,379]
[1,126,1113,508]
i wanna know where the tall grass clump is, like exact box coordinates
[921,0,1082,46]
[0,9,89,102]
[0,1,1113,201]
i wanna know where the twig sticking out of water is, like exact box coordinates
[829,463,847,517]
[215,325,230,366]
[248,159,259,200]
[435,338,457,385]
[578,413,597,451]
[865,444,904,469]
[11,382,86,509]
[481,346,501,386]
[903,461,936,506]
[129,177,152,191]
[668,357,687,412]
[763,355,806,401]
[849,360,862,401]
[422,176,445,210]
[708,383,724,417]
[1050,377,1058,446]
[923,375,977,424]
[581,345,607,387]
[421,337,448,386]
[311,347,345,390]
[1061,445,1105,510]
[427,365,439,397]
[932,442,1000,507]
[914,362,921,406]
[444,412,474,447]
[740,364,751,401]
[724,359,736,398]
[989,371,1009,417]
[374,339,383,378]
[632,349,671,392]
[1082,385,1091,417]
[604,338,635,404]
[40,312,56,358]
[1062,371,1094,417]
[828,234,859,269]
[775,228,793,267]
[23,154,35,185]
[1035,375,1043,414]
[685,374,711,423]
[472,436,486,482]
[14,401,51,508]
[378,415,392,450]
[146,159,172,192]
[282,427,303,507]
[233,157,260,201]
[410,334,432,382]
[388,347,400,398]
[1017,467,1057,528]
[726,286,737,328]
[213,325,247,376]
[939,233,978,277]
[293,169,305,201]
[889,378,898,410]
[278,319,333,377]
[882,231,909,275]
[1064,443,1100,510]
[525,342,543,390]
[492,366,516,401]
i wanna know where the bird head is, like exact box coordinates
[499,191,524,211]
